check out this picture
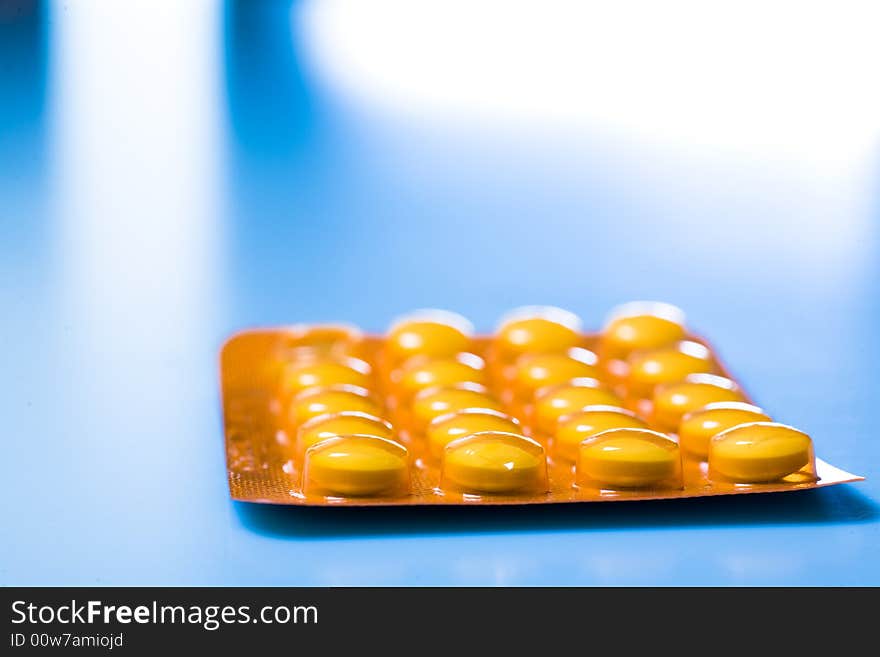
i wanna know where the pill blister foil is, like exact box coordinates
[221,330,862,506]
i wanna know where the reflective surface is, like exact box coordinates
[1,0,878,585]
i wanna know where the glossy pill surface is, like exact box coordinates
[494,306,582,357]
[296,411,393,458]
[394,353,486,398]
[652,374,743,432]
[305,436,409,496]
[679,402,771,459]
[411,383,503,432]
[386,311,473,362]
[626,340,714,399]
[512,348,599,399]
[442,432,546,494]
[533,378,622,435]
[709,422,813,482]
[601,303,686,361]
[279,324,363,357]
[281,357,372,399]
[577,428,681,488]
[427,409,521,459]
[554,406,648,462]
[288,385,381,428]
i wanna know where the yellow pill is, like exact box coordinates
[305,435,409,496]
[679,402,771,459]
[652,374,743,432]
[386,310,473,362]
[554,406,648,462]
[533,378,622,435]
[577,428,681,488]
[626,340,714,399]
[393,352,486,398]
[513,347,599,399]
[600,302,686,361]
[281,356,372,399]
[427,409,521,459]
[279,323,363,357]
[494,306,582,358]
[442,431,546,494]
[296,411,393,458]
[709,422,813,483]
[288,385,381,428]
[411,383,503,432]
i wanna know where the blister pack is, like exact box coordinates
[221,303,862,506]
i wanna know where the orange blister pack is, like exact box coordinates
[221,304,863,506]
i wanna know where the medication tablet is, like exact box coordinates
[411,383,503,432]
[304,435,409,496]
[554,406,648,462]
[652,373,743,432]
[427,409,521,459]
[442,431,547,494]
[279,324,363,358]
[626,340,714,399]
[288,385,381,428]
[281,356,372,399]
[600,302,686,361]
[494,306,582,358]
[512,348,599,400]
[709,422,814,483]
[296,411,394,458]
[393,353,486,399]
[533,378,622,435]
[679,402,771,459]
[386,310,473,362]
[576,428,681,489]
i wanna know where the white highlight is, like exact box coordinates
[299,0,880,165]
[52,0,224,359]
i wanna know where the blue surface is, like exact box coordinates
[1,0,878,586]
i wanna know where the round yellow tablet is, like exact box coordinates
[494,306,582,358]
[427,409,521,459]
[279,324,363,358]
[679,402,771,459]
[652,373,743,432]
[393,353,486,399]
[532,378,622,435]
[288,385,381,428]
[709,422,813,483]
[386,310,473,362]
[442,431,546,494]
[512,347,599,400]
[576,428,681,488]
[626,340,714,399]
[554,406,648,462]
[296,411,394,458]
[600,302,686,361]
[281,356,372,400]
[304,435,409,496]
[411,383,503,432]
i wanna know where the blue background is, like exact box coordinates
[1,0,878,585]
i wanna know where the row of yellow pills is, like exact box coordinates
[384,312,539,494]
[274,305,816,497]
[384,308,638,493]
[275,336,410,497]
[284,310,549,496]
[493,310,683,493]
[593,304,815,485]
[487,307,666,489]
